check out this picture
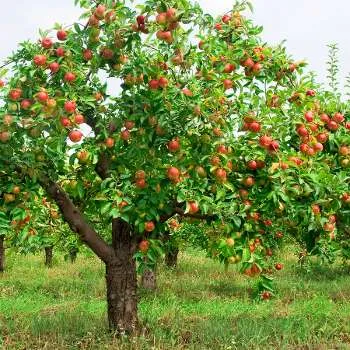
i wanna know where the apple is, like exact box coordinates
[196,166,206,178]
[215,168,227,182]
[214,23,222,31]
[21,99,32,110]
[327,120,339,131]
[83,49,93,61]
[223,79,233,90]
[158,77,169,88]
[94,4,106,19]
[156,12,167,24]
[124,120,135,130]
[244,176,255,187]
[149,79,159,90]
[306,89,316,96]
[8,88,22,101]
[242,57,254,68]
[64,101,76,114]
[188,201,199,214]
[304,111,314,122]
[167,139,180,152]
[247,160,257,170]
[64,72,76,83]
[297,126,308,137]
[333,112,344,123]
[182,87,193,97]
[223,63,235,73]
[249,121,261,132]
[69,130,83,143]
[320,113,330,123]
[144,221,155,232]
[339,145,349,156]
[252,62,262,73]
[41,37,53,49]
[105,137,115,148]
[316,133,328,143]
[139,240,150,253]
[324,223,334,232]
[0,131,10,143]
[222,14,231,24]
[77,150,89,164]
[313,142,323,152]
[120,130,130,141]
[3,115,13,126]
[311,204,321,215]
[49,62,60,73]
[275,263,283,271]
[166,8,177,22]
[135,178,147,189]
[37,91,49,103]
[259,135,272,148]
[60,117,71,128]
[167,166,180,181]
[101,47,114,60]
[74,114,85,124]
[57,29,68,41]
[226,238,235,247]
[56,47,65,57]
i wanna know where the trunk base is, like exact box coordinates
[107,219,138,334]
[44,246,53,268]
[165,247,179,268]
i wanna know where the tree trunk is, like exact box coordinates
[165,247,179,268]
[44,246,53,267]
[106,218,138,333]
[69,248,78,263]
[0,235,5,272]
[141,269,157,290]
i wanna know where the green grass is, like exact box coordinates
[1,249,350,349]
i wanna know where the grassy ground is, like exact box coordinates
[1,249,350,350]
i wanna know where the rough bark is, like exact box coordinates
[141,269,157,290]
[165,247,179,268]
[0,235,5,272]
[106,218,138,333]
[44,246,53,267]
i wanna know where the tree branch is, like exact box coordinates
[39,175,115,263]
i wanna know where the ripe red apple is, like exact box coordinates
[124,120,135,130]
[56,47,65,57]
[339,145,349,156]
[327,120,339,131]
[306,89,316,96]
[275,263,283,271]
[21,99,32,110]
[167,139,180,152]
[49,62,60,73]
[64,101,76,114]
[239,189,249,199]
[94,4,106,19]
[135,170,146,180]
[313,142,323,152]
[223,79,233,90]
[83,49,93,61]
[252,62,262,74]
[104,137,114,148]
[166,8,177,22]
[156,12,167,24]
[341,193,350,203]
[101,47,114,60]
[216,145,228,154]
[244,176,255,187]
[69,130,83,143]
[60,117,71,128]
[188,201,199,214]
[180,88,192,97]
[320,113,330,123]
[158,77,169,88]
[333,112,344,123]
[328,215,337,224]
[247,160,257,170]
[64,72,76,83]
[222,14,231,24]
[145,221,155,232]
[135,178,147,189]
[57,29,68,41]
[139,239,150,253]
[77,150,89,164]
[0,131,10,143]
[167,166,180,182]
[214,23,222,31]
[0,79,4,87]
[242,57,254,68]
[259,135,272,148]
[311,204,321,215]
[304,111,314,122]
[8,88,22,101]
[316,133,328,143]
[37,91,49,103]
[223,63,235,73]
[41,37,53,49]
[269,140,279,152]
[297,126,308,137]
[149,79,159,90]
[345,122,350,130]
[33,54,47,66]
[215,168,227,182]
[120,130,130,141]
[74,114,85,124]
[324,223,335,232]
[249,121,261,133]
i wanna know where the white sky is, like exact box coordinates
[1,0,349,89]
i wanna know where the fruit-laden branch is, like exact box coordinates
[39,175,115,263]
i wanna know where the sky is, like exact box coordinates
[1,0,349,89]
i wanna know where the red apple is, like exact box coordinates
[57,29,68,41]
[49,62,60,73]
[41,37,53,49]
[144,221,155,232]
[74,114,85,124]
[64,72,76,83]
[33,54,47,66]
[64,101,76,114]
[69,130,83,143]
